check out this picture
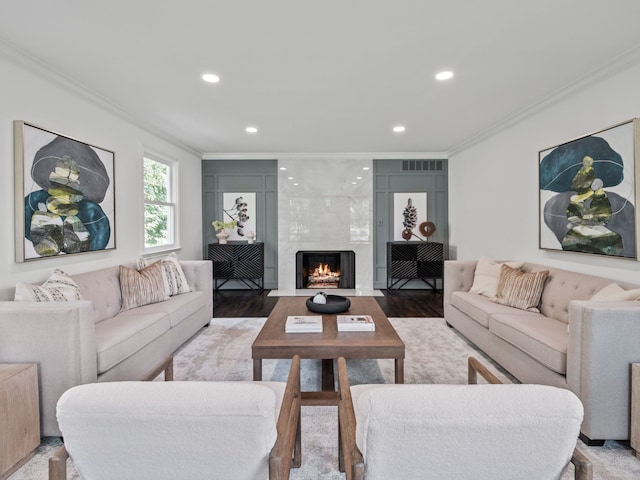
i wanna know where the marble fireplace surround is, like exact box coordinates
[272,157,378,296]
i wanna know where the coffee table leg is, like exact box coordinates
[395,358,404,384]
[321,359,335,391]
[253,358,262,381]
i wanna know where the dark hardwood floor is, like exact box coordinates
[213,289,443,318]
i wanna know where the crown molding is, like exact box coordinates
[0,36,201,157]
[448,41,640,156]
[202,151,448,161]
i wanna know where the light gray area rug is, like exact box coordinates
[10,317,640,479]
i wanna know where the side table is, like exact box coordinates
[0,364,40,480]
[632,363,640,457]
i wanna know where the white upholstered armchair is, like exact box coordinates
[49,355,302,480]
[338,356,592,480]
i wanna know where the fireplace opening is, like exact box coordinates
[296,251,355,289]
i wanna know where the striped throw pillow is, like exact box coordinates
[119,261,169,312]
[494,265,549,312]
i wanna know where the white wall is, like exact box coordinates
[449,58,640,283]
[0,55,203,290]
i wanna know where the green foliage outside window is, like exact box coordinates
[144,157,172,247]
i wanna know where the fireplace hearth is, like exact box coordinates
[296,251,355,289]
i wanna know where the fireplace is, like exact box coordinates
[296,251,356,289]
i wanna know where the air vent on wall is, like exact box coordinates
[402,160,444,171]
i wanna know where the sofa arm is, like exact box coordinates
[443,260,477,308]
[567,300,640,441]
[0,301,97,436]
[180,260,212,294]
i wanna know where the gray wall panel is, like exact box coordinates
[373,159,448,289]
[202,159,278,289]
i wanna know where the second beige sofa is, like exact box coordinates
[444,258,640,444]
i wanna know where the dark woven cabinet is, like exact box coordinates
[208,242,264,291]
[386,241,445,290]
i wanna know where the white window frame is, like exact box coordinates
[142,151,180,254]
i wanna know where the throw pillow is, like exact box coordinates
[469,256,525,298]
[138,252,191,296]
[590,283,640,301]
[14,269,84,302]
[119,261,170,312]
[494,264,549,313]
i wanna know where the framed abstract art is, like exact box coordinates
[14,121,116,262]
[539,119,639,260]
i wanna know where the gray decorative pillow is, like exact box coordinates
[494,265,549,313]
[15,269,84,302]
[119,261,169,312]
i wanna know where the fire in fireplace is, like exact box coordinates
[296,251,355,289]
[308,262,341,289]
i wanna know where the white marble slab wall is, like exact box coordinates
[277,157,374,293]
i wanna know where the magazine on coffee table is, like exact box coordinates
[285,315,323,333]
[337,315,375,332]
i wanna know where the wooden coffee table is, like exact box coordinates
[252,296,405,406]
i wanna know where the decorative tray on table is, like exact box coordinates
[305,294,351,314]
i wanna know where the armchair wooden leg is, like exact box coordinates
[48,445,69,480]
[572,448,593,480]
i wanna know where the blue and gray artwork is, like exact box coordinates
[540,135,635,258]
[24,136,111,257]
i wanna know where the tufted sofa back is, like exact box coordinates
[71,264,129,323]
[523,263,638,324]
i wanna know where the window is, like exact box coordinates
[143,155,178,251]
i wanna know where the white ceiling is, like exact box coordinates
[2,1,640,155]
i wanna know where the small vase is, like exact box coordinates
[216,230,229,244]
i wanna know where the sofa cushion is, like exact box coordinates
[119,291,209,328]
[14,269,84,302]
[119,262,169,312]
[469,257,525,297]
[494,265,548,313]
[95,312,170,374]
[450,291,525,328]
[489,313,568,375]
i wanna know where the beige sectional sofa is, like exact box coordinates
[0,259,212,436]
[444,258,640,444]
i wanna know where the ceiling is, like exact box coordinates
[2,1,640,155]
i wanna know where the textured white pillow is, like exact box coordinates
[469,257,525,298]
[139,252,191,296]
[15,269,84,302]
[590,283,640,301]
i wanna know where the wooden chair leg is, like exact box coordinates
[48,445,69,480]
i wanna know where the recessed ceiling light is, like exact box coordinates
[356,176,362,180]
[288,176,294,180]
[363,167,370,170]
[435,71,454,81]
[293,183,299,186]
[202,73,220,83]
[393,126,406,133]
[279,167,287,171]
[245,126,258,133]
[352,181,357,185]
